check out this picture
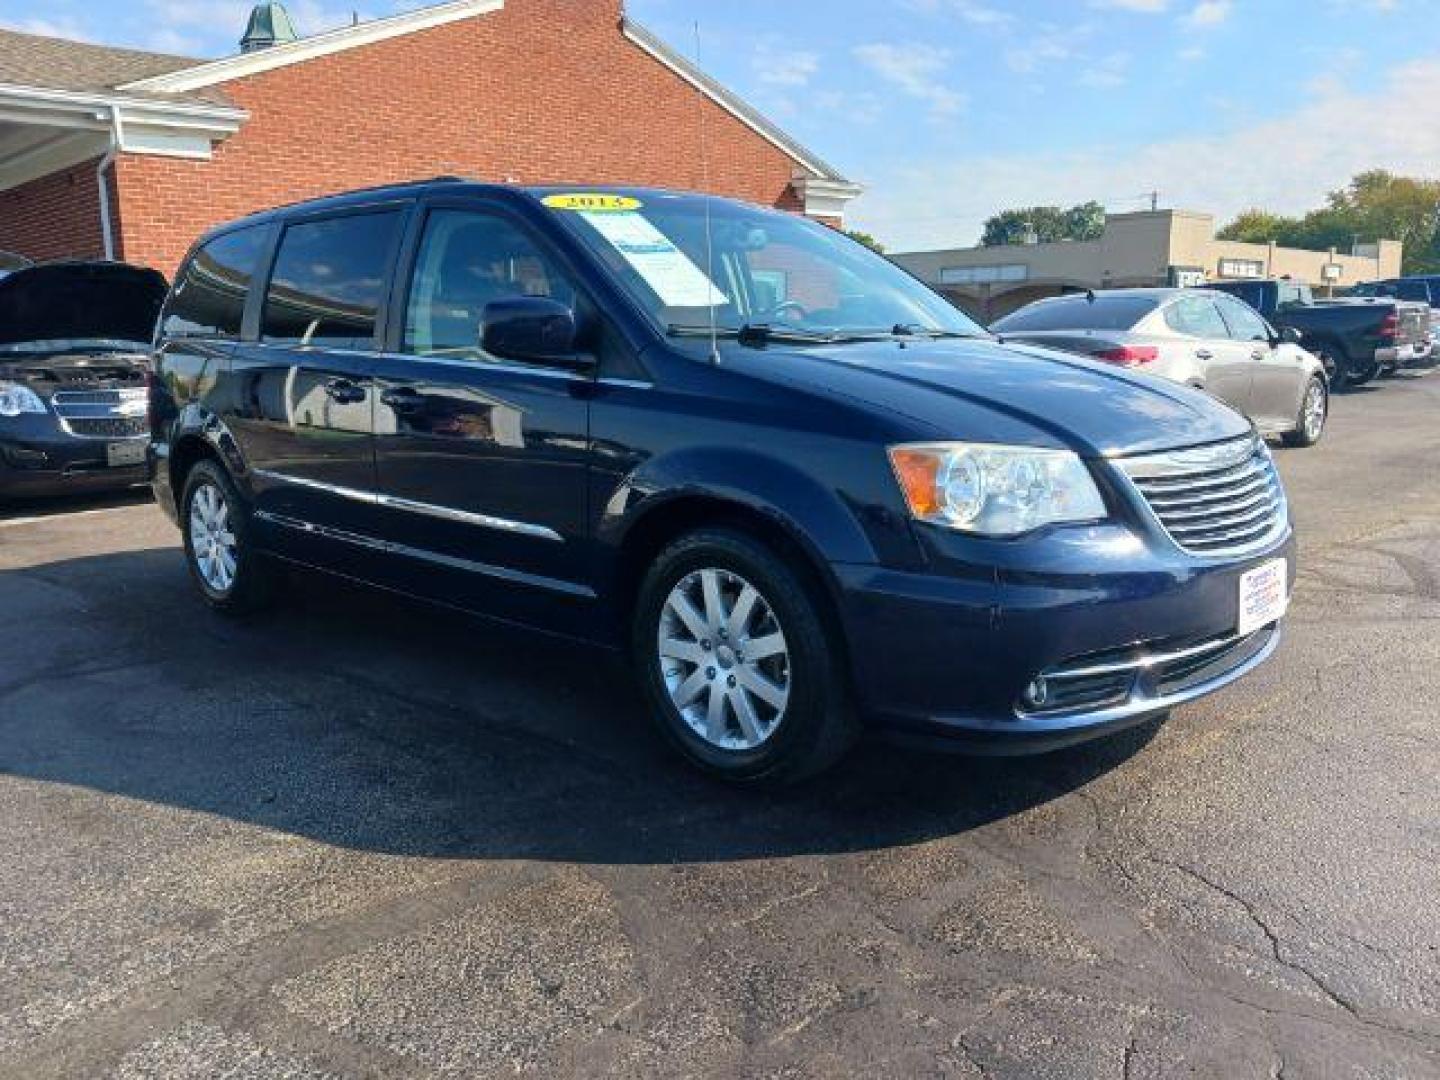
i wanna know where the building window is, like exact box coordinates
[939,264,1029,285]
[1218,258,1264,280]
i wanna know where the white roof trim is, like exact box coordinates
[0,82,246,125]
[621,20,848,185]
[119,0,505,95]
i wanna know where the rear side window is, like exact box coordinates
[991,295,1158,332]
[163,225,268,340]
[1215,295,1270,341]
[1396,281,1430,302]
[262,211,403,350]
[1164,295,1229,339]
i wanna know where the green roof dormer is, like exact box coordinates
[240,3,299,53]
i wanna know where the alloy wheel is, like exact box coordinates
[189,482,238,594]
[1303,381,1327,441]
[656,568,791,751]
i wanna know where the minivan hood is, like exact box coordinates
[737,337,1251,458]
[0,262,167,349]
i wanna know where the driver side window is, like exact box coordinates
[404,209,577,361]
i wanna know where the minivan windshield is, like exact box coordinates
[539,190,984,341]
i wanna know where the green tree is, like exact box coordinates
[1217,171,1440,275]
[1216,209,1301,245]
[845,230,885,254]
[980,201,1106,246]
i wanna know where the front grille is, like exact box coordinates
[1117,436,1287,557]
[63,416,148,438]
[50,388,149,439]
[52,389,129,406]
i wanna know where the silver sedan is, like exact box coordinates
[990,288,1330,447]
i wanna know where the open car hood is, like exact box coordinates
[0,262,168,349]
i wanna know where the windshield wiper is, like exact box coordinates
[667,323,835,346]
[888,324,987,340]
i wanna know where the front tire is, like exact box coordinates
[1283,375,1328,448]
[632,529,858,785]
[181,459,273,614]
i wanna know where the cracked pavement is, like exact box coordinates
[1,373,1437,1078]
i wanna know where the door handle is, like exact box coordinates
[323,378,366,405]
[380,387,426,414]
[1251,349,1267,361]
[1194,349,1213,360]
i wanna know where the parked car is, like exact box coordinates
[990,289,1329,447]
[151,181,1294,784]
[1348,276,1440,365]
[1203,278,1430,384]
[0,261,167,500]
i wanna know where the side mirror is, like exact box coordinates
[480,297,589,368]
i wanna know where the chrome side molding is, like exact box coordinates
[251,469,564,542]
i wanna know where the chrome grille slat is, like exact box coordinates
[1117,436,1288,558]
[1168,499,1280,535]
[1131,459,1259,491]
[1142,473,1272,509]
[1158,485,1277,520]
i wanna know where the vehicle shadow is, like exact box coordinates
[0,486,151,523]
[0,547,1158,865]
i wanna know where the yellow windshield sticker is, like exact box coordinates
[542,193,642,213]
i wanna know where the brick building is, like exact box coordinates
[0,0,859,278]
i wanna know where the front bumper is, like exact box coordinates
[835,523,1296,754]
[0,425,148,498]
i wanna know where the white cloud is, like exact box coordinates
[752,46,821,88]
[850,57,1440,251]
[0,16,94,40]
[1078,52,1132,88]
[1004,30,1079,73]
[1183,0,1232,27]
[1088,0,1170,10]
[853,43,968,117]
[950,1,1016,26]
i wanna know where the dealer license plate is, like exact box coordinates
[107,441,146,468]
[1238,559,1288,637]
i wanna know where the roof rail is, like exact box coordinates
[264,175,475,213]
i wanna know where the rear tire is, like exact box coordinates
[1283,375,1328,448]
[631,528,859,785]
[180,459,274,614]
[1313,341,1356,388]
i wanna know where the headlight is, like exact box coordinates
[0,382,46,418]
[888,442,1107,536]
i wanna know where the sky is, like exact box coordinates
[4,0,1439,252]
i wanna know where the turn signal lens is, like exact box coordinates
[889,447,942,517]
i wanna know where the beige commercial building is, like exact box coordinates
[893,209,1404,323]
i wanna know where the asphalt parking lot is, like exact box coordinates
[1,375,1437,1079]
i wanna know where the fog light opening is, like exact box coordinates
[1023,677,1049,709]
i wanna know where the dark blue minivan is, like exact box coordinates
[149,181,1294,783]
